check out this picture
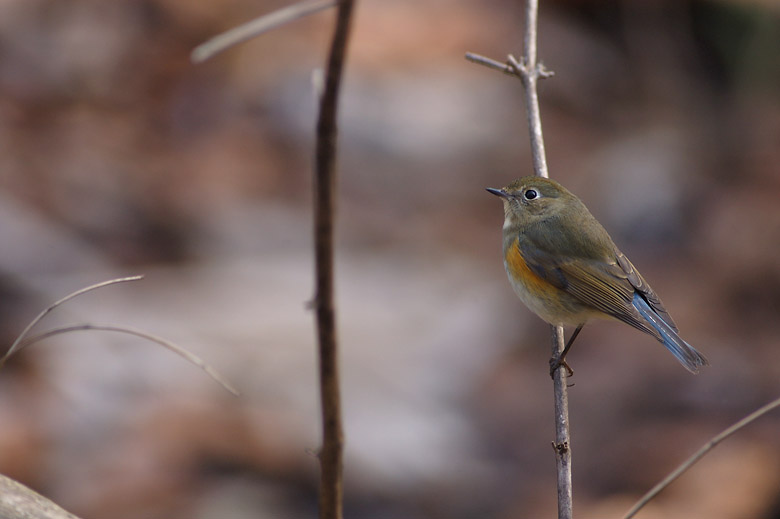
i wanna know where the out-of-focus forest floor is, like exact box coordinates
[1,1,779,518]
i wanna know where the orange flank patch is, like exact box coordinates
[505,238,557,300]
[504,238,598,326]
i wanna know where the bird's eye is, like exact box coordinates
[523,189,539,200]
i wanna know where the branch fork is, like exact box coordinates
[507,54,554,82]
[464,52,554,82]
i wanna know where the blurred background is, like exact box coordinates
[0,0,779,517]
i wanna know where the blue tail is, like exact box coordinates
[632,293,708,373]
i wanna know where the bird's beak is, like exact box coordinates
[486,187,508,198]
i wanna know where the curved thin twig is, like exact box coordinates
[192,0,338,63]
[1,275,144,368]
[624,394,780,518]
[20,324,239,396]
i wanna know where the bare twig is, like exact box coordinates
[465,53,518,76]
[467,1,572,517]
[507,51,549,179]
[191,0,338,63]
[466,52,554,79]
[624,394,780,519]
[313,2,355,519]
[0,275,144,368]
[193,0,355,513]
[1,275,237,395]
[20,324,239,396]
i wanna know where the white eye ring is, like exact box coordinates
[523,188,539,200]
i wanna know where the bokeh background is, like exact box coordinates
[1,0,779,517]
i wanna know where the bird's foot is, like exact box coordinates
[549,355,574,379]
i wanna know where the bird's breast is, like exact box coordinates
[503,237,599,326]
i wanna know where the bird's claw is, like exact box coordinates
[549,355,574,379]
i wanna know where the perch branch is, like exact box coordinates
[548,326,572,519]
[467,1,572,517]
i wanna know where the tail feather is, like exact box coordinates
[632,293,708,373]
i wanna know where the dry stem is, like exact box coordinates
[624,394,780,518]
[1,275,143,367]
[313,1,356,518]
[191,0,337,63]
[21,324,239,396]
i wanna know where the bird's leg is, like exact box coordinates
[549,324,583,378]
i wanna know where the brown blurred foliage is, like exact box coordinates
[1,0,780,518]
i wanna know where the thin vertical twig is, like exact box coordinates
[314,1,355,519]
[513,0,549,178]
[466,1,572,517]
[193,2,354,515]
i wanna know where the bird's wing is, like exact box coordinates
[614,251,679,332]
[516,230,659,337]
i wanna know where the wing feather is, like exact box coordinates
[516,223,664,339]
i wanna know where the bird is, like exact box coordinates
[487,176,708,376]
